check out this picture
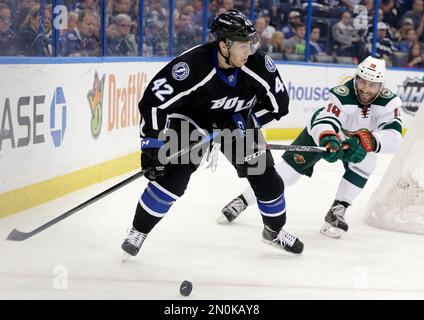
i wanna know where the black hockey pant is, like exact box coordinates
[133,153,287,235]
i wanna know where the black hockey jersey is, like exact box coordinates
[139,42,290,138]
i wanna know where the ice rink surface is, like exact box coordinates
[1,146,424,300]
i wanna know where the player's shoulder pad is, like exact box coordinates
[372,87,400,107]
[244,50,278,76]
[372,89,402,117]
[166,44,213,82]
[330,79,358,106]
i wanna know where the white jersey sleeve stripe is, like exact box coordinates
[254,109,269,117]
[152,107,158,130]
[241,65,280,113]
[178,44,202,56]
[158,68,216,110]
[139,116,146,137]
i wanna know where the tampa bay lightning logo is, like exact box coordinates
[265,55,277,73]
[172,62,190,81]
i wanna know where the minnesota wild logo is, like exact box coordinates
[334,85,349,96]
[379,88,394,99]
[293,153,306,164]
[87,72,105,138]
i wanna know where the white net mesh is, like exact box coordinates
[366,104,424,234]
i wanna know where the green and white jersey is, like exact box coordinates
[307,79,403,153]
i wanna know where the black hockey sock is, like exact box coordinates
[262,213,287,233]
[132,202,162,234]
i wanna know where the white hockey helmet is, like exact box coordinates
[356,56,386,83]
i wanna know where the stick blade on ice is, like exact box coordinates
[6,229,33,241]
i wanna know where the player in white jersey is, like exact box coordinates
[219,56,403,238]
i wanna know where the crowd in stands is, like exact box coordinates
[248,0,424,67]
[0,0,423,68]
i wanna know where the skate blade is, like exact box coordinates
[216,214,231,224]
[121,253,131,263]
[262,239,302,256]
[320,222,346,239]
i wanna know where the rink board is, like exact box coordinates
[0,59,422,216]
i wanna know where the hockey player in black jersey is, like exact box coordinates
[121,10,304,256]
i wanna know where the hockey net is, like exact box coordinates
[366,104,424,234]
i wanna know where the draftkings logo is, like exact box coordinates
[87,72,105,139]
[397,77,424,116]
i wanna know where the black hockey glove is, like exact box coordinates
[140,138,165,181]
[319,131,343,163]
[342,129,377,163]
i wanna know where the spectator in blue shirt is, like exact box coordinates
[11,0,34,33]
[174,12,196,55]
[282,10,302,39]
[397,28,417,52]
[401,0,423,29]
[33,5,52,56]
[73,0,99,18]
[15,4,52,56]
[309,25,326,57]
[61,9,100,56]
[0,3,16,56]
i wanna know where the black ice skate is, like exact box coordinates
[262,225,304,254]
[121,227,147,256]
[320,200,350,239]
[217,194,248,224]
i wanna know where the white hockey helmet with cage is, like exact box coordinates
[356,56,387,83]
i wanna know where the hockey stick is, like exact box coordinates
[264,143,326,153]
[6,132,219,241]
[244,143,325,161]
[6,171,143,241]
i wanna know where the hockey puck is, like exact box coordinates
[179,280,193,297]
